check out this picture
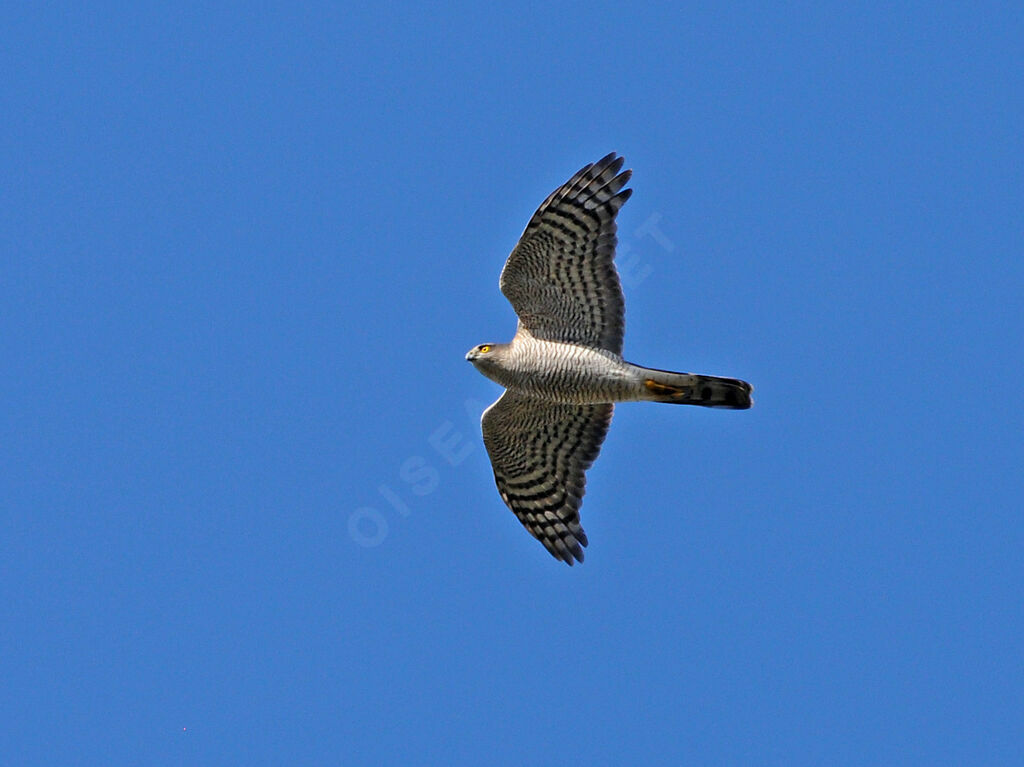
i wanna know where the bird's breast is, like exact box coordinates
[495,340,637,404]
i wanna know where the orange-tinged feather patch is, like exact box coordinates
[645,379,680,396]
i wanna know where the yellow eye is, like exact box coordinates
[479,345,491,353]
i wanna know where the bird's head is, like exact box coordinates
[465,343,504,370]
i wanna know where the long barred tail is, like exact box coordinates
[638,367,753,409]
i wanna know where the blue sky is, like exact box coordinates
[2,2,1022,764]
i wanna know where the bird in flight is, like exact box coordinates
[467,153,752,565]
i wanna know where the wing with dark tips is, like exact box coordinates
[500,153,632,354]
[481,391,613,565]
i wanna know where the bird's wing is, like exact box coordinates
[481,390,613,565]
[499,153,632,355]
